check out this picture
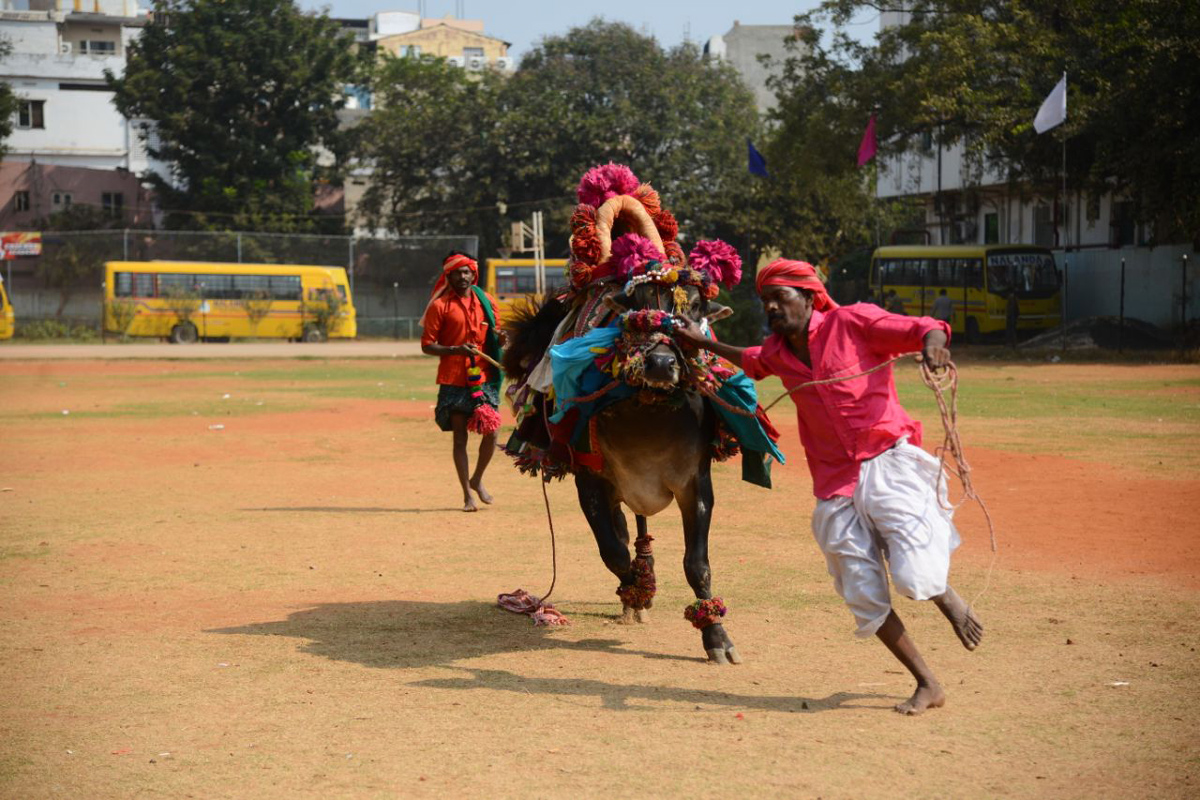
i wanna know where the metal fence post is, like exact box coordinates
[237,233,242,263]
[1060,257,1068,352]
[348,237,355,297]
[122,228,129,261]
[1118,258,1125,353]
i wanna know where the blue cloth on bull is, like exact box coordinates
[548,323,783,488]
[713,370,784,488]
[548,325,630,426]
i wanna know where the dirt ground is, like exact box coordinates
[1,355,1198,799]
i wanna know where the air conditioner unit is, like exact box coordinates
[60,41,72,54]
[467,56,485,70]
[495,56,513,71]
[446,55,464,67]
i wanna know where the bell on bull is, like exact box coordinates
[500,163,784,664]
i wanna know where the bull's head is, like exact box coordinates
[605,275,731,390]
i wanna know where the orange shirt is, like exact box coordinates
[420,289,502,386]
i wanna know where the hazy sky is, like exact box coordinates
[297,1,881,59]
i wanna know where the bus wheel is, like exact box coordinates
[302,325,326,343]
[169,322,198,344]
[966,316,981,344]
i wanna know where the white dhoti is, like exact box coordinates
[811,440,960,638]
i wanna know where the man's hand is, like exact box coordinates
[672,315,710,349]
[922,329,951,370]
[454,344,477,357]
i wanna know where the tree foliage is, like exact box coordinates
[0,36,17,159]
[107,0,364,232]
[784,0,1200,243]
[356,21,761,257]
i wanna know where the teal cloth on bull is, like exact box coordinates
[712,370,785,489]
[548,325,623,424]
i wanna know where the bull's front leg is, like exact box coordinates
[575,472,647,624]
[679,464,741,664]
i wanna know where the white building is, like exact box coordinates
[1,0,164,228]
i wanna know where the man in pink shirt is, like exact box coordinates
[675,258,982,715]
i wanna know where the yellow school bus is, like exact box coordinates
[103,261,356,343]
[870,245,1061,340]
[484,257,569,318]
[0,276,13,340]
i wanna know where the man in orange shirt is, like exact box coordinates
[420,253,504,512]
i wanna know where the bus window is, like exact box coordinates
[158,273,198,295]
[234,275,272,297]
[269,275,301,300]
[202,274,235,299]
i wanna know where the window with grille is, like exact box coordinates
[80,40,117,55]
[17,100,45,129]
[14,191,30,212]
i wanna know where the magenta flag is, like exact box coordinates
[857,114,877,167]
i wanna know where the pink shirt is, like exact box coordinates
[741,303,950,499]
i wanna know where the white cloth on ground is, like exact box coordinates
[810,439,960,638]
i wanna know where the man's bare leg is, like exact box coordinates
[450,413,478,512]
[876,610,945,715]
[469,429,497,504]
[933,585,984,651]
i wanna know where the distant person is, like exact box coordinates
[419,252,504,512]
[864,289,882,308]
[931,289,954,324]
[1006,289,1020,349]
[886,289,906,315]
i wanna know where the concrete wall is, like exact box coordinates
[705,22,798,113]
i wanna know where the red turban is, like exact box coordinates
[419,253,480,328]
[755,258,838,311]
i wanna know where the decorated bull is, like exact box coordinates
[502,164,782,664]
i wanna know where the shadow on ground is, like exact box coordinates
[207,600,689,670]
[208,600,878,714]
[242,506,462,514]
[411,666,879,713]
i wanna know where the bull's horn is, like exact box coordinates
[594,194,666,265]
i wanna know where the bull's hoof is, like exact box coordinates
[618,605,637,625]
[705,646,742,665]
[635,608,650,624]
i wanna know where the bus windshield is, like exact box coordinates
[986,251,1059,296]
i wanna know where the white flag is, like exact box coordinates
[1034,73,1067,134]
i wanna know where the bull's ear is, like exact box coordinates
[704,301,733,323]
[603,293,633,314]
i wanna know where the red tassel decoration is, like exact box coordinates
[466,358,501,435]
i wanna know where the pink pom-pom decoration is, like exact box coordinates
[610,233,666,279]
[688,239,743,289]
[468,403,501,435]
[576,163,641,208]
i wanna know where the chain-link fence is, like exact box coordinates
[2,229,479,338]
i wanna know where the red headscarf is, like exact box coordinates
[419,253,479,328]
[755,258,838,311]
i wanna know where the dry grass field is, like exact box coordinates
[1,353,1198,798]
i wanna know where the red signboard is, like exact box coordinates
[1,231,42,259]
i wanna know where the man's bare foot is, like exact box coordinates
[894,682,945,715]
[462,494,479,512]
[933,586,983,651]
[469,477,493,504]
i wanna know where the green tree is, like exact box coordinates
[786,0,1200,244]
[354,54,502,238]
[107,0,364,232]
[491,22,760,252]
[0,36,18,158]
[356,21,762,258]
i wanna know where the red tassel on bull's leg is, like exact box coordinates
[466,357,501,435]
